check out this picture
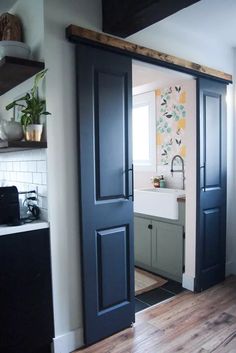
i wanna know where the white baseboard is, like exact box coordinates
[53,327,84,353]
[226,261,236,276]
[182,273,195,291]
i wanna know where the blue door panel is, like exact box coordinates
[76,43,134,345]
[196,79,226,291]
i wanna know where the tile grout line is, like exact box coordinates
[159,287,178,296]
[135,297,151,307]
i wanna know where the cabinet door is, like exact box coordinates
[152,221,184,282]
[0,229,54,353]
[134,217,152,268]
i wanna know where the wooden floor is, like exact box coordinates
[75,276,236,353]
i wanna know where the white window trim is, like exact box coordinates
[132,91,156,172]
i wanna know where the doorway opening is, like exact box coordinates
[132,60,196,313]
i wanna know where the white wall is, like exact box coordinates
[128,8,234,74]
[10,0,44,61]
[0,0,45,120]
[43,0,102,351]
[226,51,236,274]
[184,80,196,287]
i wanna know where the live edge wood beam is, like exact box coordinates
[102,0,200,38]
[66,25,232,84]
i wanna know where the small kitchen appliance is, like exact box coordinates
[0,186,20,225]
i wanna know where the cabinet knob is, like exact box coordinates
[148,224,153,230]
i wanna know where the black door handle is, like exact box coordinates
[200,163,206,191]
[128,164,134,201]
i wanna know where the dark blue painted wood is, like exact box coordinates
[76,43,134,345]
[196,78,227,291]
[97,227,129,309]
[0,229,54,353]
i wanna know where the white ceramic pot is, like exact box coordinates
[25,124,43,142]
[0,41,30,60]
[0,119,23,141]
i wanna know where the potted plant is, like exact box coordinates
[5,69,51,141]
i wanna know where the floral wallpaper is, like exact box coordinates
[156,85,187,165]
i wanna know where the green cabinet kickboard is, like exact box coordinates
[134,203,185,283]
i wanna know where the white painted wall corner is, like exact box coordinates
[53,327,84,353]
[226,261,236,276]
[182,273,195,291]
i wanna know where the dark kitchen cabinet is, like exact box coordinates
[0,228,54,353]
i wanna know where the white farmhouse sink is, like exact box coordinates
[134,188,185,220]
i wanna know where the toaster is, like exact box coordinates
[0,186,20,225]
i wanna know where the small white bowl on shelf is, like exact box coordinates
[0,41,30,60]
[0,119,23,142]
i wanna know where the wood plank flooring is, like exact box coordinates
[75,276,236,353]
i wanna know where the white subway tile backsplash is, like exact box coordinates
[42,173,47,185]
[38,184,47,197]
[28,161,37,172]
[38,196,48,209]
[13,161,20,171]
[37,160,47,173]
[7,162,13,171]
[33,172,42,185]
[10,172,17,181]
[25,172,33,183]
[0,149,48,220]
[20,161,28,172]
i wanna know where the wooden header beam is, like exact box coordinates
[66,25,232,83]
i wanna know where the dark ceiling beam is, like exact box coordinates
[102,0,201,38]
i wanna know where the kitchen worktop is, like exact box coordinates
[0,220,49,236]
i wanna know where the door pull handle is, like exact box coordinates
[200,163,206,191]
[128,164,134,201]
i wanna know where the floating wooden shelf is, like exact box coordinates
[0,56,45,95]
[0,140,47,152]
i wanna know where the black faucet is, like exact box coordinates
[170,154,185,190]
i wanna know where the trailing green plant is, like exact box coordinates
[5,69,51,130]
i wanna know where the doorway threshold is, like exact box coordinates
[135,279,185,313]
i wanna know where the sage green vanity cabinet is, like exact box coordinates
[134,217,152,268]
[151,221,184,282]
[134,203,185,283]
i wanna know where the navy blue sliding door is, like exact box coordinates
[76,44,134,345]
[196,78,227,291]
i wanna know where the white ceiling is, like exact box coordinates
[0,0,17,13]
[130,0,236,48]
[132,60,193,89]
